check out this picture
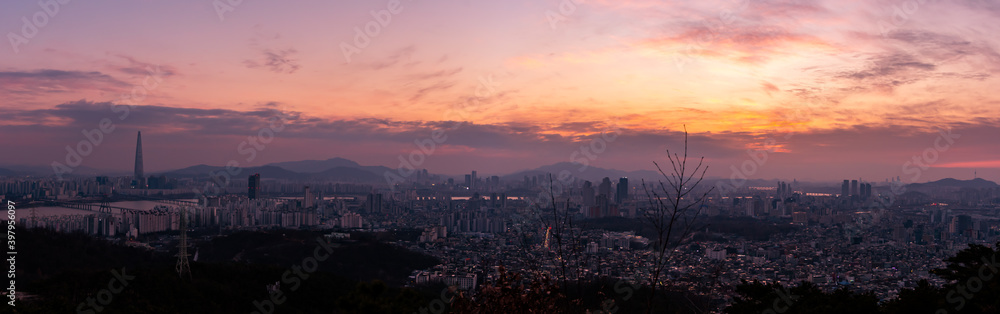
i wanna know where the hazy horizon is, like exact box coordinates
[3,0,999,182]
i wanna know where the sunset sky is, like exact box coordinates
[2,0,999,182]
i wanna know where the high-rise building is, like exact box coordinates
[616,177,629,205]
[850,180,858,197]
[303,186,313,208]
[581,181,595,207]
[248,173,260,199]
[471,171,478,190]
[464,175,472,189]
[595,194,610,218]
[468,192,481,211]
[842,180,849,197]
[340,212,364,229]
[599,177,612,198]
[133,131,145,189]
[366,193,382,213]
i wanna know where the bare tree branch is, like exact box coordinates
[641,125,715,313]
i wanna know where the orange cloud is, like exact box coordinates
[637,26,838,65]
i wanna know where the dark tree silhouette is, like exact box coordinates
[641,125,714,313]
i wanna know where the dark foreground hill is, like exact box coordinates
[10,228,441,313]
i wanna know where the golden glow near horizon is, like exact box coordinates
[2,0,1000,177]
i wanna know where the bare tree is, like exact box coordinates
[641,126,714,313]
[532,174,584,294]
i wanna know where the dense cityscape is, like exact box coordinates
[5,0,1000,312]
[2,130,999,312]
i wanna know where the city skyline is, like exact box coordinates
[0,128,995,183]
[3,0,1000,180]
[6,1,1000,313]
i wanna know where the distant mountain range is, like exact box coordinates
[155,158,668,184]
[157,162,385,183]
[0,157,668,185]
[267,157,394,175]
[0,164,121,177]
[2,158,998,190]
[501,162,664,184]
[905,178,999,190]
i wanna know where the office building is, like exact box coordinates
[581,181,595,207]
[599,177,612,198]
[616,177,629,204]
[367,193,383,213]
[248,173,260,200]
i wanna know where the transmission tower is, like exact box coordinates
[176,206,192,279]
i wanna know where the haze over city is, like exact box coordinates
[4,1,1000,313]
[2,0,999,181]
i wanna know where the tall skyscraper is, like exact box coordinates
[304,186,313,208]
[581,181,595,207]
[471,171,477,190]
[599,177,612,198]
[248,173,260,199]
[133,131,145,189]
[842,180,849,197]
[367,193,382,213]
[616,177,629,205]
[851,180,858,197]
